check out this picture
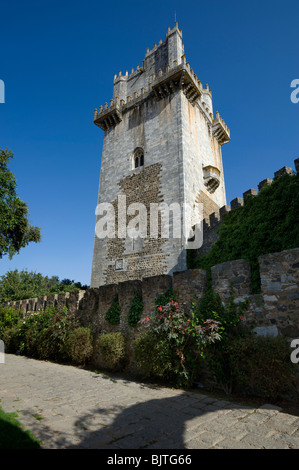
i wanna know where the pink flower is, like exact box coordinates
[157,306,162,312]
[145,316,150,322]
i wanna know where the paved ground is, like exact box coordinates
[1,354,299,449]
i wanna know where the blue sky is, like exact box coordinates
[0,0,298,285]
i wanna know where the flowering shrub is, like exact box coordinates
[135,300,221,387]
[0,306,88,363]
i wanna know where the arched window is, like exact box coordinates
[134,148,144,169]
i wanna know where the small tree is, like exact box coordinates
[0,148,41,259]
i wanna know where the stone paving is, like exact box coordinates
[1,354,299,449]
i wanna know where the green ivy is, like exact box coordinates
[154,288,178,307]
[105,299,121,325]
[127,294,144,327]
[188,172,299,293]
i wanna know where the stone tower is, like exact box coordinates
[91,23,230,287]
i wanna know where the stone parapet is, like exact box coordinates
[3,247,298,338]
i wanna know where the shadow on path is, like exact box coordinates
[67,393,221,449]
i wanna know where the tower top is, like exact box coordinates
[113,22,184,86]
[93,22,230,146]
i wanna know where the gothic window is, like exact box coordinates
[134,148,144,168]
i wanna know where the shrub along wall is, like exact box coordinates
[2,247,299,400]
[4,247,299,339]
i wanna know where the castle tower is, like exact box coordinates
[91,23,230,287]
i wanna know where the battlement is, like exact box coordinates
[93,22,229,134]
[198,158,298,255]
[94,59,219,131]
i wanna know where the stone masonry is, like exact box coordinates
[91,23,230,287]
[5,247,299,340]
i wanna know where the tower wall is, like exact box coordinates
[91,23,230,287]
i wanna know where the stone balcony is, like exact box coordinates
[203,165,221,193]
[212,111,230,145]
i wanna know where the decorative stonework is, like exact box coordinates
[104,163,169,285]
[203,165,221,193]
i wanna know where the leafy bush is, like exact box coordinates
[67,327,93,365]
[229,334,296,400]
[154,288,178,307]
[1,324,23,353]
[127,295,144,327]
[105,299,121,325]
[20,307,81,361]
[190,288,249,394]
[0,306,85,363]
[96,332,126,370]
[134,300,221,387]
[0,307,22,337]
[134,329,176,380]
[189,172,299,292]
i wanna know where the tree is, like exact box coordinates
[0,269,59,302]
[0,148,41,258]
[0,269,89,303]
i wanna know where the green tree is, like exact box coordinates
[0,269,88,303]
[0,269,59,302]
[0,148,41,259]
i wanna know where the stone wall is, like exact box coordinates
[5,247,299,339]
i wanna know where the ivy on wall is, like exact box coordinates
[188,172,299,292]
[105,299,121,325]
[127,294,144,327]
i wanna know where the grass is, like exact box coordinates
[0,406,41,449]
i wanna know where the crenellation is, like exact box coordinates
[274,166,293,178]
[243,188,257,200]
[198,158,296,260]
[209,211,220,227]
[219,204,231,219]
[230,197,244,209]
[258,178,273,192]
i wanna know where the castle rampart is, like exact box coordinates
[4,246,299,339]
[197,158,299,257]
